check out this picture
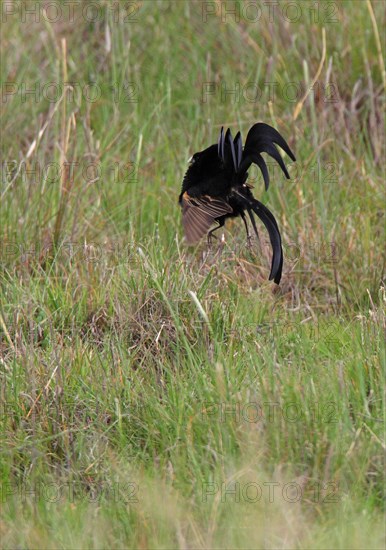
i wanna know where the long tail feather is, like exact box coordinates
[239,123,295,189]
[233,131,243,170]
[249,153,270,190]
[249,199,283,284]
[218,126,224,160]
[245,123,296,161]
[224,128,237,172]
[259,143,290,179]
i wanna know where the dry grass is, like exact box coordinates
[1,1,385,548]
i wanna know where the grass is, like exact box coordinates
[1,1,385,548]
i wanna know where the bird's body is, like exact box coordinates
[179,123,295,284]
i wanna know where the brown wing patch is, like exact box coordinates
[181,192,233,244]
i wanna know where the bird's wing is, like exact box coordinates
[180,192,233,244]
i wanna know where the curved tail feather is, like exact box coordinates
[249,198,283,284]
[239,122,295,189]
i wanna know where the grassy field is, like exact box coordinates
[1,1,385,548]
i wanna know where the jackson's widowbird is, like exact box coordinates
[179,123,295,284]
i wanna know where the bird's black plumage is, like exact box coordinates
[179,123,295,284]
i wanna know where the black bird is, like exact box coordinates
[179,123,295,284]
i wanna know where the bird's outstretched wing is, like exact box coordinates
[180,191,233,244]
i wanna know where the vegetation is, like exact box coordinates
[1,1,384,548]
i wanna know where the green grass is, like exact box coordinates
[1,1,385,548]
